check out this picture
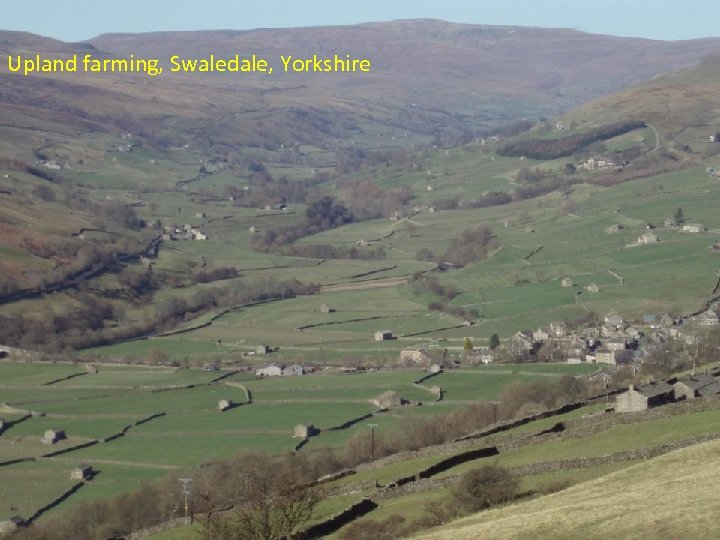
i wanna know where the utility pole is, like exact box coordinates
[367,423,378,461]
[179,478,192,526]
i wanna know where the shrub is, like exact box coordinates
[451,465,520,512]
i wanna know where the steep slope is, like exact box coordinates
[417,438,720,539]
[561,56,720,151]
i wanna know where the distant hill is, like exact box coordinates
[4,21,720,153]
[560,56,720,152]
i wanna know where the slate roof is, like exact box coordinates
[636,381,674,398]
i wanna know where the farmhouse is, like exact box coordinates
[604,312,625,329]
[255,364,282,377]
[374,330,394,341]
[605,334,629,351]
[533,326,550,342]
[682,223,705,233]
[694,309,719,326]
[293,424,318,438]
[595,348,634,365]
[506,330,537,360]
[615,382,674,412]
[561,336,588,363]
[638,231,660,244]
[282,364,308,376]
[399,348,434,367]
[320,303,335,313]
[70,464,94,480]
[673,374,720,401]
[371,390,406,409]
[549,321,568,337]
[41,428,66,444]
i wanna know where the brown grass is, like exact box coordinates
[416,439,720,539]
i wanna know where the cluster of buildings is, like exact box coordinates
[532,309,715,364]
[616,371,720,412]
[161,223,208,241]
[255,364,313,377]
[433,308,720,369]
[577,156,619,170]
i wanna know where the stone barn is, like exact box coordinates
[399,349,433,368]
[293,424,318,438]
[320,303,336,313]
[371,390,406,409]
[561,277,573,288]
[674,374,720,400]
[374,330,394,341]
[255,364,282,377]
[0,516,24,534]
[85,363,98,374]
[70,464,94,480]
[218,399,233,412]
[42,428,66,444]
[615,382,674,413]
[0,418,5,434]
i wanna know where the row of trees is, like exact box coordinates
[497,120,646,160]
[252,196,354,253]
[0,276,319,351]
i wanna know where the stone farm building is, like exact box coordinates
[218,399,232,412]
[561,277,573,288]
[70,464,94,480]
[0,516,24,535]
[282,364,309,376]
[638,231,660,244]
[293,424,318,438]
[371,390,405,409]
[615,382,674,412]
[673,374,720,400]
[694,309,719,326]
[320,303,336,313]
[374,330,394,341]
[682,223,705,233]
[399,348,434,368]
[41,428,66,444]
[255,364,283,377]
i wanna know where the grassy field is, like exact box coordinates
[0,361,591,522]
[98,160,720,360]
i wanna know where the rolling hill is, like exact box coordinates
[5,20,720,155]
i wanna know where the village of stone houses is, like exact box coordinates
[7,15,720,540]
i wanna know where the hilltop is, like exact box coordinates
[4,21,720,154]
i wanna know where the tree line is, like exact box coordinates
[497,120,646,160]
